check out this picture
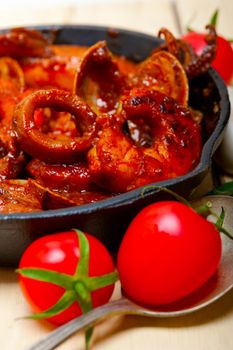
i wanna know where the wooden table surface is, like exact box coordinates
[0,1,233,349]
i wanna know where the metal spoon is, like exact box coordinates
[27,195,233,350]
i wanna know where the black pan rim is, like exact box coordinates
[0,24,230,220]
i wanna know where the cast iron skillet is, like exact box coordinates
[0,25,230,266]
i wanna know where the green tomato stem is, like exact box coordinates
[26,290,77,320]
[16,268,74,290]
[75,281,91,304]
[208,181,233,196]
[87,272,119,291]
[209,9,219,27]
[74,229,90,277]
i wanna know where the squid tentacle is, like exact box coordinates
[158,25,217,79]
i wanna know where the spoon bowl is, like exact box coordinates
[27,195,233,350]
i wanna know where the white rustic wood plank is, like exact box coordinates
[0,0,178,35]
[66,0,178,36]
[0,6,74,29]
[1,268,233,350]
[177,0,233,37]
[1,2,233,350]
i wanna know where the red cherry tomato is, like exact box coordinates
[117,201,221,305]
[19,231,116,325]
[182,32,233,84]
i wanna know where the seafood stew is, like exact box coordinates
[0,25,229,266]
[0,25,220,214]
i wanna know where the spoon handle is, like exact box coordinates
[27,298,134,350]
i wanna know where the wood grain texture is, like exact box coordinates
[69,0,177,35]
[1,269,233,350]
[0,0,233,349]
[177,0,233,37]
[0,0,177,35]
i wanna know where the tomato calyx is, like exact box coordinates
[17,229,118,347]
[17,230,118,318]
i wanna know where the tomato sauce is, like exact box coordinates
[0,29,202,213]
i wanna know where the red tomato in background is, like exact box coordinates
[19,231,115,325]
[117,201,221,306]
[182,32,233,84]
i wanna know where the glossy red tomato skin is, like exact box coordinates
[19,232,115,325]
[182,32,233,84]
[117,201,221,306]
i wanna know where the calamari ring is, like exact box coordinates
[13,89,98,163]
[0,57,25,91]
[73,41,126,115]
[88,89,201,193]
[131,51,189,106]
[122,88,201,173]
